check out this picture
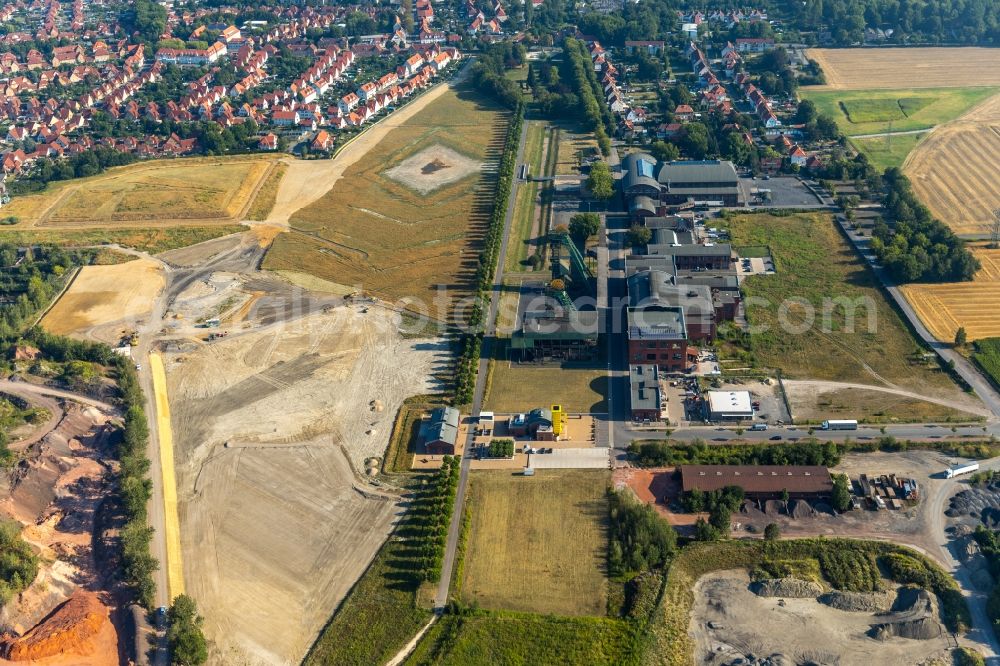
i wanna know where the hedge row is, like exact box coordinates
[454,102,525,405]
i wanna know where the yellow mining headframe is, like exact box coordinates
[551,404,566,438]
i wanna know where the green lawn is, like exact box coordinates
[801,86,997,136]
[485,360,608,413]
[849,132,927,171]
[721,213,965,399]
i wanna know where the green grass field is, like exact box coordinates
[404,612,638,665]
[801,86,997,136]
[485,360,607,413]
[506,121,546,273]
[723,213,965,400]
[849,132,927,171]
[461,470,609,616]
[265,83,508,315]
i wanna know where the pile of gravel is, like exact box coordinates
[868,589,943,641]
[788,499,815,519]
[749,578,823,598]
[818,589,895,613]
[947,486,1000,521]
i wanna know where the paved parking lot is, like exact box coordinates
[742,176,824,207]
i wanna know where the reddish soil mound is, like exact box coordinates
[2,591,107,661]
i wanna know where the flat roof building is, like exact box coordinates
[630,364,663,421]
[706,390,753,420]
[680,465,833,499]
[511,308,600,362]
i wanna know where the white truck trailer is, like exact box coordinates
[945,462,980,479]
[821,419,858,430]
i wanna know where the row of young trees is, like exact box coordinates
[628,439,841,468]
[871,168,980,283]
[414,456,460,582]
[454,101,524,405]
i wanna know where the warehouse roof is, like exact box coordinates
[680,465,833,494]
[657,160,739,185]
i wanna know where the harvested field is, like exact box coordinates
[485,361,607,413]
[904,92,1000,236]
[4,156,278,227]
[264,74,508,315]
[166,306,448,664]
[41,258,164,342]
[806,48,1000,90]
[689,570,953,665]
[460,470,609,616]
[901,246,1000,341]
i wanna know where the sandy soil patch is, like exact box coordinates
[904,93,1000,236]
[41,259,164,340]
[690,570,953,665]
[165,306,448,664]
[384,144,483,195]
[806,48,1000,90]
[157,233,243,267]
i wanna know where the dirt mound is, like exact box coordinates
[818,589,895,612]
[2,591,108,661]
[750,577,823,598]
[868,589,943,641]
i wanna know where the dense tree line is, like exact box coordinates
[871,168,979,282]
[559,38,612,156]
[629,439,841,467]
[10,148,139,195]
[469,43,526,110]
[607,490,677,577]
[781,0,1000,45]
[168,594,208,665]
[0,245,89,342]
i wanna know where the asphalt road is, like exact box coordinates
[433,114,529,610]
